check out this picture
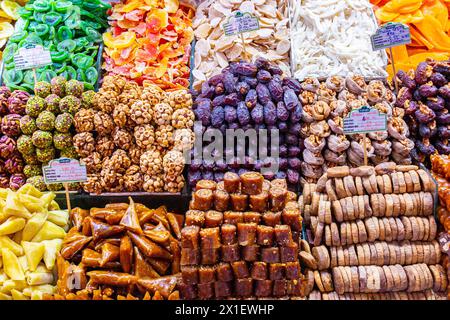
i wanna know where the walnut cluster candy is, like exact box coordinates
[180,172,304,299]
[74,75,194,193]
[301,164,445,300]
[49,199,182,300]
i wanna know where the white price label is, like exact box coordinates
[371,22,411,51]
[223,11,260,36]
[43,158,87,184]
[13,44,52,71]
[343,106,387,135]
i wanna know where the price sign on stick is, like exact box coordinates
[343,106,387,165]
[13,44,52,84]
[43,158,87,212]
[222,11,260,60]
[371,22,411,93]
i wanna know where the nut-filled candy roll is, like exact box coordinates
[240,172,264,195]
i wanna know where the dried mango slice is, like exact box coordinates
[0,0,20,20]
[0,21,14,39]
[103,31,136,49]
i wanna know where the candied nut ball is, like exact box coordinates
[124,165,143,192]
[74,108,95,132]
[101,75,126,93]
[113,128,133,150]
[112,103,131,128]
[164,174,185,193]
[130,100,153,125]
[93,89,119,113]
[73,132,95,158]
[142,82,164,105]
[119,82,142,105]
[172,108,195,129]
[128,143,144,165]
[96,136,115,158]
[163,150,185,179]
[80,152,103,173]
[143,174,164,193]
[100,167,125,192]
[153,102,173,126]
[140,149,163,175]
[155,124,173,149]
[94,111,114,136]
[134,124,155,150]
[108,149,131,174]
[167,90,193,110]
[173,128,195,152]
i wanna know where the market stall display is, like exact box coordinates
[299,75,413,184]
[191,0,291,90]
[395,59,450,163]
[0,184,68,300]
[76,75,193,194]
[2,0,109,92]
[190,58,302,190]
[299,164,448,300]
[290,0,387,80]
[179,172,304,299]
[371,0,450,75]
[47,198,181,300]
[102,0,194,90]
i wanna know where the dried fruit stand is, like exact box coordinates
[0,0,448,301]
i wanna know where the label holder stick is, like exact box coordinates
[240,32,248,61]
[363,134,368,166]
[33,68,37,86]
[389,47,399,93]
[64,182,71,213]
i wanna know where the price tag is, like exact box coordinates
[43,158,87,184]
[13,44,52,71]
[223,11,260,36]
[343,106,387,135]
[371,22,411,51]
[438,232,450,257]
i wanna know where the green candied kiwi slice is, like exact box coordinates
[74,37,89,51]
[84,27,102,43]
[4,60,15,69]
[43,12,62,26]
[39,70,57,82]
[76,68,86,82]
[7,84,29,91]
[60,66,77,80]
[57,39,77,53]
[54,0,73,13]
[17,7,33,19]
[51,51,69,63]
[14,17,29,30]
[9,31,27,43]
[3,69,24,85]
[85,67,98,85]
[2,43,17,63]
[83,82,94,91]
[33,0,51,12]
[64,10,81,29]
[34,24,50,37]
[57,26,73,41]
[33,10,45,23]
[54,63,67,74]
[21,83,35,92]
[23,70,36,85]
[71,53,94,69]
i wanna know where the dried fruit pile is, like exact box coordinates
[76,75,194,194]
[0,0,23,60]
[102,0,194,90]
[14,78,90,192]
[189,58,302,190]
[49,198,181,300]
[300,164,448,300]
[2,0,109,92]
[298,75,413,183]
[290,0,387,80]
[395,59,450,162]
[0,184,69,300]
[0,86,27,190]
[191,0,290,90]
[371,0,450,76]
[179,172,304,299]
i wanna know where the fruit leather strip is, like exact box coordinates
[241,245,260,262]
[221,244,240,262]
[274,225,293,246]
[255,280,273,297]
[198,265,216,284]
[257,225,274,246]
[240,172,264,195]
[147,258,171,275]
[223,211,244,225]
[181,266,199,285]
[237,222,257,246]
[180,248,200,266]
[287,280,301,296]
[86,271,138,286]
[273,279,288,297]
[224,172,240,193]
[128,232,172,260]
[230,194,248,211]
[243,211,262,224]
[269,263,285,280]
[178,282,197,299]
[167,213,182,239]
[262,212,282,227]
[235,278,253,297]
[82,248,121,269]
[181,225,200,249]
[280,243,298,263]
[285,262,301,280]
[70,208,89,231]
[196,180,217,191]
[201,248,220,265]
[197,282,214,300]
[119,235,133,273]
[270,187,287,211]
[214,190,230,212]
[138,275,179,299]
[231,261,250,279]
[282,208,302,231]
[216,263,234,282]
[251,262,268,280]
[185,210,205,227]
[192,189,214,211]
[249,192,269,212]
[261,247,280,263]
[200,227,221,249]
[221,224,237,245]
[214,281,232,298]
[205,210,224,228]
